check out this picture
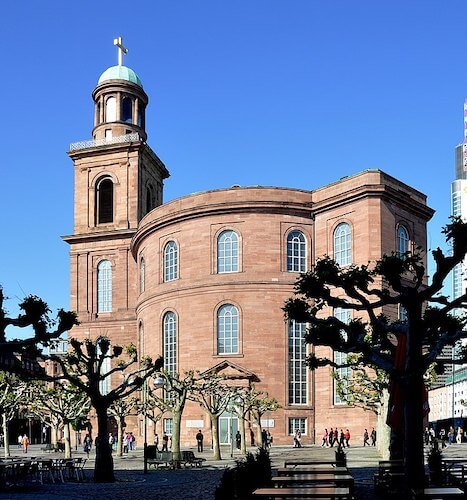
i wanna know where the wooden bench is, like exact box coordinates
[442,459,467,486]
[284,460,337,468]
[412,487,464,499]
[181,450,205,467]
[278,466,348,476]
[272,474,354,494]
[252,486,352,498]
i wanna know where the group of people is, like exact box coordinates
[363,428,377,446]
[427,425,465,446]
[321,428,353,448]
[17,434,30,453]
[153,432,170,452]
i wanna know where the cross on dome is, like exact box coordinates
[114,36,128,66]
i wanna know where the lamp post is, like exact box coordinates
[143,375,165,474]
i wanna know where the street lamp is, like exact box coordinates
[143,375,165,474]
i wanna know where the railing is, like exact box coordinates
[70,132,141,151]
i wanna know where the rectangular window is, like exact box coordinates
[288,321,307,405]
[288,417,306,435]
[164,418,173,436]
[333,308,351,405]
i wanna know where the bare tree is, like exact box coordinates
[284,218,467,490]
[0,372,26,458]
[108,396,139,457]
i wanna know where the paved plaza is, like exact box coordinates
[1,442,466,499]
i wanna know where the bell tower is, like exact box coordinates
[63,37,169,340]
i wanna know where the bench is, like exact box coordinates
[272,474,354,494]
[40,443,65,453]
[442,459,467,486]
[252,486,352,498]
[412,487,464,499]
[284,460,337,468]
[146,449,174,469]
[181,451,205,467]
[278,466,348,476]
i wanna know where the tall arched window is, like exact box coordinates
[333,222,351,266]
[217,230,238,273]
[96,177,114,224]
[140,257,145,293]
[397,224,410,256]
[139,322,144,359]
[333,307,351,404]
[163,241,178,282]
[97,260,112,313]
[288,320,307,405]
[105,96,116,122]
[98,340,111,395]
[287,230,306,272]
[163,312,177,374]
[122,96,133,123]
[217,304,238,355]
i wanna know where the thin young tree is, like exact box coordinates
[284,217,467,490]
[48,337,163,482]
[108,396,139,457]
[27,382,90,458]
[190,374,237,460]
[0,372,26,458]
[245,389,281,449]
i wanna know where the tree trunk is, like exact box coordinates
[377,389,391,460]
[240,415,247,454]
[211,414,222,460]
[404,308,426,490]
[63,422,72,459]
[172,409,182,463]
[2,413,10,458]
[116,418,124,457]
[94,404,115,482]
[51,422,58,448]
[256,415,263,448]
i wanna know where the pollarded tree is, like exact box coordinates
[108,396,139,457]
[190,373,238,460]
[284,218,467,490]
[0,372,27,458]
[48,337,163,482]
[0,287,77,370]
[244,388,281,449]
[145,370,197,463]
[27,382,90,458]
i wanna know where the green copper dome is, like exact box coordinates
[98,65,143,87]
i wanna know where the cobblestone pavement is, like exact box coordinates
[2,442,466,499]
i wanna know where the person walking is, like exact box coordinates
[321,428,328,447]
[154,433,159,451]
[333,428,338,447]
[448,426,455,445]
[83,433,92,457]
[22,434,29,453]
[344,428,350,447]
[293,429,302,448]
[162,432,169,452]
[122,433,129,454]
[236,430,241,450]
[339,429,345,448]
[370,427,377,446]
[363,429,370,446]
[329,427,334,447]
[196,430,203,452]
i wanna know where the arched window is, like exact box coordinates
[146,184,156,214]
[163,241,178,282]
[122,96,133,123]
[105,96,116,122]
[288,320,307,405]
[333,222,352,266]
[96,177,114,224]
[97,260,112,313]
[139,322,144,359]
[333,307,351,404]
[217,230,239,273]
[287,230,306,272]
[163,312,177,374]
[217,304,238,355]
[98,342,111,395]
[397,224,410,256]
[140,257,145,293]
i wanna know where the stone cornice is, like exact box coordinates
[62,228,137,245]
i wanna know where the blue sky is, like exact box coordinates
[0,0,464,319]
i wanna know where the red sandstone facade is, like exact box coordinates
[63,60,434,447]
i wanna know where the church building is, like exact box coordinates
[63,39,434,446]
